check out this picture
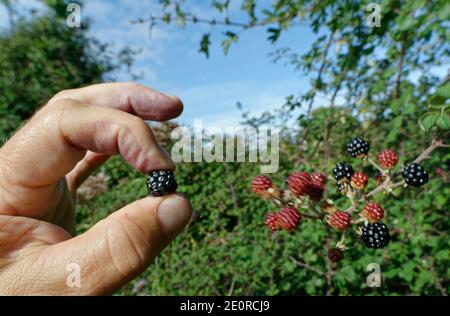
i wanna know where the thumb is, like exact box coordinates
[46,194,191,295]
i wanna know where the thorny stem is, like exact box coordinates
[367,157,386,174]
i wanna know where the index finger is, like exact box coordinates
[49,82,184,121]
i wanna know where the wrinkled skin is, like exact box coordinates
[0,83,192,295]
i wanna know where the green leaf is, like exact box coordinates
[221,31,238,55]
[436,113,450,130]
[428,95,446,106]
[199,33,211,58]
[436,82,450,99]
[267,28,281,43]
[419,112,439,130]
[386,116,403,143]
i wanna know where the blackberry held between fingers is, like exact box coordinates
[333,162,354,183]
[402,163,429,187]
[347,137,370,158]
[146,170,178,197]
[362,222,390,249]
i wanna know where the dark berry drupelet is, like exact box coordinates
[146,170,178,197]
[328,248,344,263]
[362,222,390,249]
[333,162,355,183]
[402,163,429,187]
[347,137,370,158]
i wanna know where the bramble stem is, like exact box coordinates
[368,157,386,174]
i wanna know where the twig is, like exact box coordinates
[368,157,385,174]
[289,256,326,276]
[413,139,447,164]
[325,239,334,295]
[227,277,236,296]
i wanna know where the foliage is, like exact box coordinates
[1,0,449,295]
[0,0,135,141]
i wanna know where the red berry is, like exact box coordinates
[287,172,312,197]
[378,150,399,169]
[252,175,277,198]
[328,211,352,230]
[308,172,326,201]
[350,172,368,190]
[328,248,344,262]
[361,202,384,223]
[311,172,326,187]
[265,212,280,231]
[277,206,301,231]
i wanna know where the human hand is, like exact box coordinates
[0,83,192,295]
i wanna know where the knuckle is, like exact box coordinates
[51,89,74,102]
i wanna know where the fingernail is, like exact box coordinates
[157,195,191,235]
[163,92,180,101]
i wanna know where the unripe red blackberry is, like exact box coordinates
[277,206,301,231]
[328,248,344,262]
[361,202,384,223]
[328,211,352,230]
[308,172,326,201]
[311,172,326,187]
[252,175,272,193]
[251,175,278,198]
[347,137,370,158]
[287,172,312,197]
[350,172,368,190]
[265,212,280,231]
[378,150,399,169]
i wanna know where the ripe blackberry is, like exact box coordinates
[328,211,352,230]
[362,222,390,249]
[287,172,312,197]
[333,162,354,183]
[328,248,344,263]
[146,170,177,197]
[308,172,326,201]
[402,163,429,187]
[377,150,399,169]
[277,206,301,231]
[347,137,370,158]
[350,172,368,190]
[361,202,384,223]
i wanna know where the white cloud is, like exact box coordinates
[172,79,306,128]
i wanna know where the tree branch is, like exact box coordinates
[289,256,326,276]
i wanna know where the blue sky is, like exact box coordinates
[0,0,318,128]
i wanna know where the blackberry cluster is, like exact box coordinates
[146,170,178,197]
[333,162,354,183]
[362,222,390,249]
[402,163,429,187]
[347,137,370,158]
